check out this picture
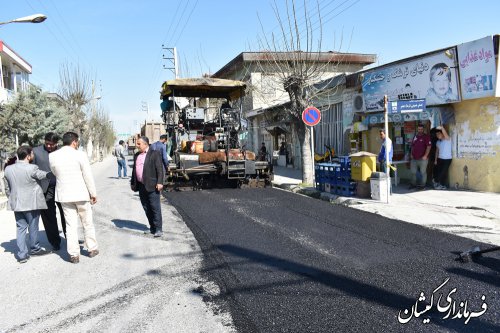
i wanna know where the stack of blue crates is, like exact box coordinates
[315,157,356,197]
[334,156,356,197]
[314,163,327,191]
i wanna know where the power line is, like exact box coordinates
[24,0,85,68]
[172,0,199,46]
[143,1,193,103]
[255,0,361,53]
[45,0,93,67]
[145,0,199,103]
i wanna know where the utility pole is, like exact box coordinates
[162,46,178,78]
[141,101,150,121]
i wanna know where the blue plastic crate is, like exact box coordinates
[327,177,339,186]
[335,184,356,197]
[337,176,352,185]
[339,169,351,179]
[340,188,356,197]
[325,165,336,182]
[315,182,324,191]
[338,156,351,168]
[315,164,325,183]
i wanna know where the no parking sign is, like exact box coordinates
[302,106,321,126]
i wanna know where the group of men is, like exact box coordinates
[4,132,98,264]
[4,131,170,264]
[378,123,452,190]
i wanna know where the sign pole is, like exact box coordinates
[301,106,321,186]
[384,95,390,204]
[311,125,315,185]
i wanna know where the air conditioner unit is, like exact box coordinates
[352,93,365,112]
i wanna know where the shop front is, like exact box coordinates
[351,35,500,191]
[360,107,454,185]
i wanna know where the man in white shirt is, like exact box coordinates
[433,126,452,190]
[49,132,99,263]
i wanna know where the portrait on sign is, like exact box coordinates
[362,49,460,111]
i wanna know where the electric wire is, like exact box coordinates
[142,1,192,106]
[24,0,87,69]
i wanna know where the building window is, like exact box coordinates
[261,73,276,97]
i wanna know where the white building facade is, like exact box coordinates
[0,40,32,104]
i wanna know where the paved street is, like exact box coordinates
[166,187,500,333]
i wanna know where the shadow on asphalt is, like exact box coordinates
[447,256,500,288]
[111,219,147,232]
[211,244,499,333]
[0,239,17,255]
[1,231,68,261]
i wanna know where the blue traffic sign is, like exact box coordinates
[389,99,426,114]
[302,106,321,126]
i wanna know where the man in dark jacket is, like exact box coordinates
[150,134,169,172]
[130,136,165,237]
[33,132,66,251]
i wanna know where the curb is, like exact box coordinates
[272,183,365,207]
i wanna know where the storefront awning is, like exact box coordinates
[361,106,455,126]
[265,122,290,136]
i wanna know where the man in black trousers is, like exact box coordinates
[130,136,165,237]
[33,132,66,251]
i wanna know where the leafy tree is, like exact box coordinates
[0,86,69,153]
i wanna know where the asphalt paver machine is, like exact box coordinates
[160,77,273,190]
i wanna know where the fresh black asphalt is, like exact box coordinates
[165,187,500,333]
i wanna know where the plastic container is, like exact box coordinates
[350,152,376,181]
[370,172,389,201]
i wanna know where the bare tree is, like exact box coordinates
[58,62,92,135]
[58,63,114,161]
[87,106,115,159]
[253,0,346,184]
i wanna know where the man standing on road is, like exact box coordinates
[130,136,165,237]
[4,146,53,263]
[49,132,99,264]
[150,134,169,172]
[33,132,67,250]
[114,140,128,178]
[409,124,432,189]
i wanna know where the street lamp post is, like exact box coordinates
[1,13,46,150]
[0,14,47,26]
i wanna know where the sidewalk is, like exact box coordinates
[272,166,500,246]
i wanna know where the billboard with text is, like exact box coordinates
[362,49,460,111]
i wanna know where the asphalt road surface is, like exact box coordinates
[165,187,500,333]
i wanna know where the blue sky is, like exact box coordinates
[1,0,499,135]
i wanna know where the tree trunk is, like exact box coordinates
[297,121,314,185]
